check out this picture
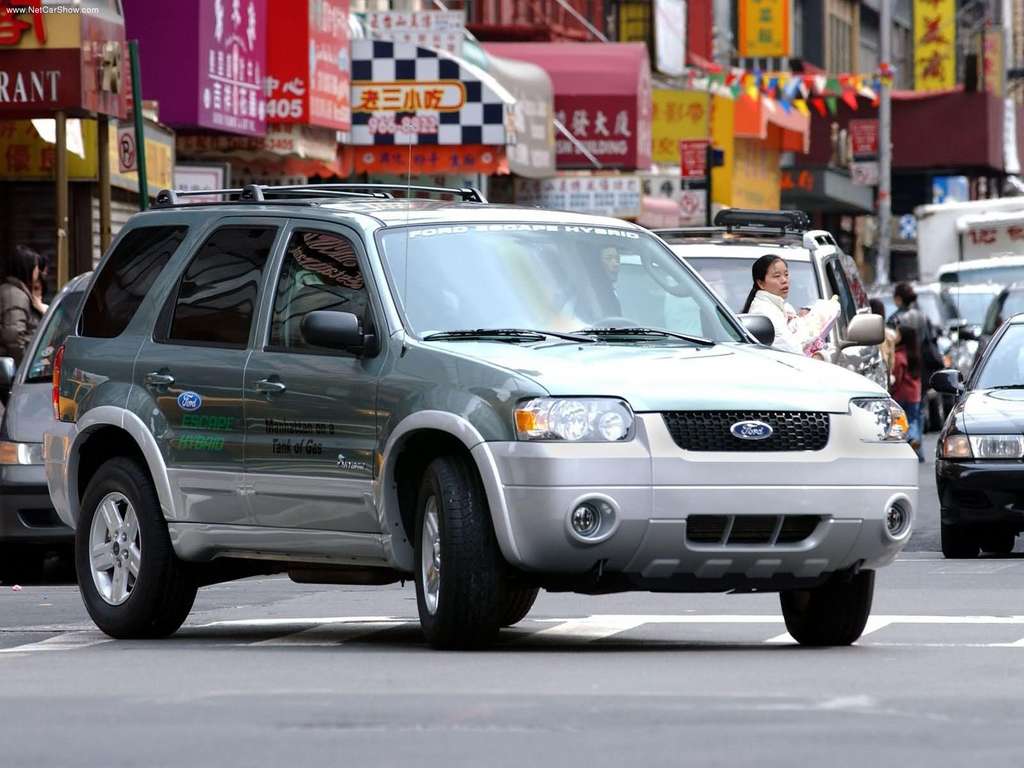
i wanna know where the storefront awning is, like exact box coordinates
[483,42,652,171]
[779,166,873,215]
[467,41,555,178]
[637,195,681,228]
[734,95,810,154]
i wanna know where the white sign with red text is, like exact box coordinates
[365,10,464,55]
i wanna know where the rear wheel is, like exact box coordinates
[76,458,197,638]
[941,522,980,559]
[414,454,506,650]
[780,570,875,647]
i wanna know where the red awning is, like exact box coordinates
[734,94,810,153]
[483,42,652,170]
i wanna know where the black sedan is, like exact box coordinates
[932,314,1024,558]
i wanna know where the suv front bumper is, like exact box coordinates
[474,413,917,588]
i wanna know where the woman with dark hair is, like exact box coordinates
[742,254,816,354]
[0,244,42,365]
[891,325,924,461]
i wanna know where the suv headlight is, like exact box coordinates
[514,398,635,442]
[941,434,1024,460]
[850,397,909,442]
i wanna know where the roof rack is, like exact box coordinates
[153,182,488,208]
[654,227,726,240]
[713,208,810,233]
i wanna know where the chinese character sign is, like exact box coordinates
[365,10,464,56]
[738,0,790,58]
[514,175,642,219]
[555,98,645,168]
[266,0,350,129]
[652,90,708,164]
[914,0,955,92]
[351,39,511,147]
[197,0,267,136]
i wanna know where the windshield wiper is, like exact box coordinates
[422,328,597,343]
[573,326,715,346]
[987,384,1024,390]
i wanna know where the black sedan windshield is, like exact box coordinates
[976,325,1024,389]
[379,224,744,343]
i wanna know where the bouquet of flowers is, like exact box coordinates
[795,296,841,358]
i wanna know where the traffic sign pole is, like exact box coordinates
[129,40,149,211]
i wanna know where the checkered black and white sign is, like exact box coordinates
[351,39,512,146]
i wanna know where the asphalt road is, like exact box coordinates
[4,434,1021,767]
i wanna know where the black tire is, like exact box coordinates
[941,522,980,559]
[413,454,507,650]
[980,530,1016,555]
[499,586,540,627]
[75,457,197,639]
[780,570,875,647]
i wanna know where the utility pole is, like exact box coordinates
[877,0,892,286]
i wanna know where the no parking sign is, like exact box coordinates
[117,125,137,173]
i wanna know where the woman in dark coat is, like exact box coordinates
[0,245,43,366]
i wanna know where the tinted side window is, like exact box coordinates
[167,226,276,349]
[825,260,857,326]
[268,230,373,353]
[80,226,187,338]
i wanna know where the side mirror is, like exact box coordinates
[300,311,378,356]
[930,368,964,395]
[0,356,15,403]
[841,313,884,348]
[738,313,775,346]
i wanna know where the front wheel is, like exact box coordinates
[414,454,507,650]
[780,570,875,647]
[76,458,197,638]
[941,521,980,559]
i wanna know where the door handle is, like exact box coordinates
[255,378,287,395]
[145,372,175,388]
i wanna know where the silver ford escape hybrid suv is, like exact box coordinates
[46,184,918,649]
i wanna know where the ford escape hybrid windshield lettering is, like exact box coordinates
[380,225,743,343]
[81,226,188,338]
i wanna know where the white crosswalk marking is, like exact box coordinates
[5,614,1024,654]
[0,631,112,654]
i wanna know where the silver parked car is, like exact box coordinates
[0,273,89,577]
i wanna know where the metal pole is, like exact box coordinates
[129,40,149,210]
[98,115,111,254]
[54,110,69,290]
[876,0,892,286]
[705,142,713,226]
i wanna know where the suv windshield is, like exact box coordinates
[679,255,818,313]
[946,287,998,325]
[940,264,1024,286]
[379,224,744,343]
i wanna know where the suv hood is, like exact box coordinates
[430,340,884,412]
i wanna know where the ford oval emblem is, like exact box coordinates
[177,391,202,412]
[730,420,773,441]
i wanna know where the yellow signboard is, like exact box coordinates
[731,138,780,210]
[977,27,1004,97]
[710,94,733,207]
[738,0,790,58]
[652,90,709,165]
[0,119,174,190]
[914,0,956,91]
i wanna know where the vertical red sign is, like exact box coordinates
[679,139,708,179]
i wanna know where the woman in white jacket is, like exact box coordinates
[740,254,816,355]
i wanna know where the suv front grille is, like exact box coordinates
[662,411,830,452]
[686,515,822,546]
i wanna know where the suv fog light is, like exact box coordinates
[567,497,616,541]
[571,504,601,536]
[884,499,911,538]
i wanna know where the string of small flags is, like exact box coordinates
[684,62,896,117]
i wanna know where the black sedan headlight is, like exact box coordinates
[941,433,1024,460]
